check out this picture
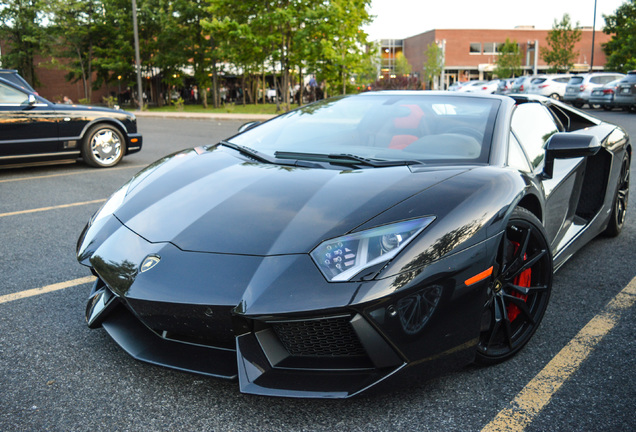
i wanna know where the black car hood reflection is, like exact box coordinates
[114,147,468,255]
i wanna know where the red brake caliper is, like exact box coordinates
[507,242,530,322]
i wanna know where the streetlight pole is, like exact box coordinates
[132,0,143,111]
[591,0,597,71]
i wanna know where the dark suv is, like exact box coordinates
[0,69,36,93]
[613,71,636,112]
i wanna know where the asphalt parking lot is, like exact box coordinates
[1,110,634,431]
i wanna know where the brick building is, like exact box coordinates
[381,27,613,89]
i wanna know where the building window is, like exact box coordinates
[483,42,504,54]
[469,43,481,54]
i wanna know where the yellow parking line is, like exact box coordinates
[0,199,106,218]
[0,164,145,183]
[0,276,96,305]
[482,276,636,432]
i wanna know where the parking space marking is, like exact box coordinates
[0,199,106,218]
[0,164,146,184]
[482,275,636,432]
[0,276,95,305]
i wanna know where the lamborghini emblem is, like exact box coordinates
[140,255,161,273]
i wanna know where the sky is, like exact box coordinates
[363,0,627,40]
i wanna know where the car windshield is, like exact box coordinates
[228,94,500,166]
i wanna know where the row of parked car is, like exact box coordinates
[449,71,636,112]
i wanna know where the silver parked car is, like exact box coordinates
[510,75,543,94]
[589,79,624,111]
[563,72,625,108]
[495,78,515,95]
[613,71,636,112]
[528,75,572,100]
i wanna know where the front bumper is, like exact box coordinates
[613,95,636,108]
[79,215,494,397]
[126,133,143,154]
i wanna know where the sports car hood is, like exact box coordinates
[114,146,468,256]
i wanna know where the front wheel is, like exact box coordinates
[475,208,553,365]
[604,153,630,237]
[82,124,125,168]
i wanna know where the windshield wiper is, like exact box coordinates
[218,141,278,164]
[274,151,423,167]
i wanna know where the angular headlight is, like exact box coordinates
[91,181,131,224]
[310,216,435,282]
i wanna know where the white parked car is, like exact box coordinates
[455,80,486,92]
[528,75,572,100]
[472,79,500,94]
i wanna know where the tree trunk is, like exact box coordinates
[241,74,246,105]
[212,60,219,108]
[87,44,93,102]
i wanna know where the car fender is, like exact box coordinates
[364,165,530,280]
[79,116,131,139]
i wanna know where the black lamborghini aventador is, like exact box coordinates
[77,92,631,398]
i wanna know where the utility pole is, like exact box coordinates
[132,0,143,111]
[591,0,597,71]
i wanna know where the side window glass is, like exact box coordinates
[507,132,532,172]
[0,83,28,104]
[511,103,559,171]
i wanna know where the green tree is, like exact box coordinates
[314,0,372,96]
[205,0,371,110]
[494,38,523,78]
[46,0,135,102]
[603,0,636,72]
[0,0,48,87]
[423,42,444,89]
[540,14,582,73]
[394,52,412,76]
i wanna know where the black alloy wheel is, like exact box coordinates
[475,208,553,365]
[604,153,631,237]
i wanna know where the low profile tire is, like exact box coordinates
[82,124,125,168]
[475,207,553,365]
[604,153,630,237]
[549,93,561,101]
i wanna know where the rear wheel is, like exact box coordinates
[549,93,561,101]
[475,208,552,365]
[604,153,630,237]
[572,102,584,108]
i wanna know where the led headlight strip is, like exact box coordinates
[311,216,435,282]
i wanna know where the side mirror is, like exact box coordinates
[238,121,261,133]
[542,133,601,179]
[28,94,37,105]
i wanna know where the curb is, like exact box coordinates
[131,111,276,121]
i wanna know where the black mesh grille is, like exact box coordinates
[271,316,366,357]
